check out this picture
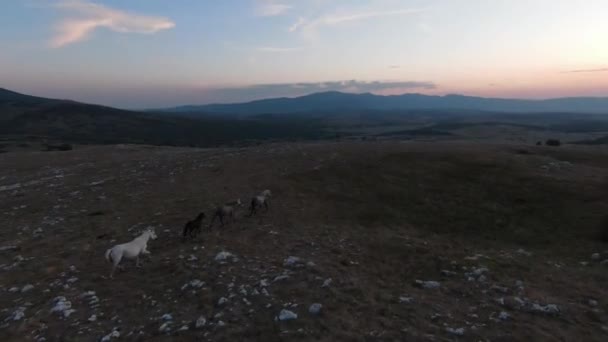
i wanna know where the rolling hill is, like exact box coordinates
[161,91,608,115]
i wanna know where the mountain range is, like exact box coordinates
[159,91,608,114]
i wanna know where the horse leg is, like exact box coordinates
[110,254,122,278]
[136,256,141,268]
[220,215,224,227]
[264,200,269,211]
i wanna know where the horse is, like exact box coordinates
[104,228,157,278]
[210,199,242,228]
[249,190,271,216]
[182,212,206,241]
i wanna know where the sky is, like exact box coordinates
[0,0,607,108]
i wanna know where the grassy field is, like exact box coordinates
[0,141,607,341]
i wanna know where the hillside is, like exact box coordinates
[161,91,608,115]
[0,141,607,341]
[0,89,325,147]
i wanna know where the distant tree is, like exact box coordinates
[545,139,561,146]
[536,141,542,146]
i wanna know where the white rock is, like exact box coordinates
[21,284,34,293]
[591,253,601,261]
[259,279,269,287]
[414,280,440,289]
[50,297,75,318]
[8,287,19,293]
[88,314,97,322]
[10,307,26,321]
[214,251,233,262]
[516,248,532,256]
[217,297,228,306]
[446,327,465,336]
[399,296,413,304]
[161,313,173,321]
[498,311,510,321]
[178,325,189,331]
[277,309,298,321]
[217,320,226,327]
[195,316,206,328]
[159,322,171,333]
[306,261,316,267]
[321,278,332,288]
[66,277,78,284]
[309,303,323,315]
[100,330,120,342]
[0,246,18,252]
[273,275,290,282]
[531,303,559,315]
[283,256,301,267]
[189,279,204,288]
[588,299,598,307]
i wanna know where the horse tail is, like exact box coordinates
[105,248,113,263]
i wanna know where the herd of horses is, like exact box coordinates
[104,189,272,278]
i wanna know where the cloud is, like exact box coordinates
[50,0,175,48]
[564,68,608,73]
[202,80,436,103]
[289,8,426,36]
[255,0,292,17]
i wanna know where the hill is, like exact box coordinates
[160,91,608,115]
[0,89,325,147]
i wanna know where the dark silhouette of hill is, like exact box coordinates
[162,91,608,114]
[0,88,323,146]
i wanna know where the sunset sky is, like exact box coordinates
[1,0,607,108]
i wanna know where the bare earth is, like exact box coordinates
[1,141,607,341]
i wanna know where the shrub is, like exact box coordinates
[545,139,561,146]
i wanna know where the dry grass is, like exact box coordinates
[0,141,607,341]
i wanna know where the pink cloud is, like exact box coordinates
[50,0,175,48]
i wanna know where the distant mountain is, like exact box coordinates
[160,91,608,114]
[0,88,324,146]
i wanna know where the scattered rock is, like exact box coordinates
[159,322,171,333]
[516,248,532,257]
[445,327,465,336]
[88,314,97,322]
[321,278,332,288]
[161,313,173,321]
[530,303,559,315]
[440,270,457,277]
[215,251,234,262]
[0,246,18,252]
[308,303,323,315]
[273,275,290,282]
[414,280,440,289]
[21,284,34,293]
[6,307,26,321]
[588,299,598,307]
[195,316,206,329]
[217,297,228,306]
[399,296,414,304]
[591,253,601,261]
[498,311,510,321]
[50,297,75,318]
[100,329,120,342]
[277,309,298,321]
[283,256,302,267]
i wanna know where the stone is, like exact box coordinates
[277,309,298,321]
[309,303,323,315]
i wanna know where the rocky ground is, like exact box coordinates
[0,141,607,341]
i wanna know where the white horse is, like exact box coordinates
[249,190,272,216]
[105,228,157,278]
